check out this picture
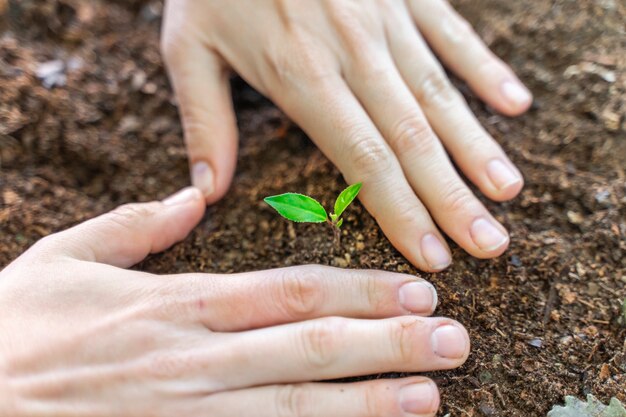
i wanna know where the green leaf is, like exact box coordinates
[333,182,362,218]
[264,193,327,223]
[548,395,626,417]
[337,218,344,228]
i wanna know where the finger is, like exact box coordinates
[408,0,532,116]
[272,73,451,272]
[208,316,469,389]
[385,8,523,201]
[168,266,438,331]
[344,48,509,258]
[161,14,238,203]
[36,187,205,267]
[197,377,440,417]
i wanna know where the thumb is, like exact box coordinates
[40,187,205,268]
[163,37,238,204]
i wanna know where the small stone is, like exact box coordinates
[510,255,522,267]
[355,241,365,251]
[587,282,600,296]
[583,325,599,338]
[594,190,612,206]
[601,108,620,131]
[35,60,66,89]
[599,363,610,380]
[2,190,19,205]
[334,257,348,268]
[528,338,543,348]
[131,70,147,91]
[140,1,162,21]
[567,211,584,225]
[119,115,141,134]
[479,403,496,416]
[142,82,158,94]
[560,287,577,304]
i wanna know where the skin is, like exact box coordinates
[0,187,470,416]
[162,0,533,273]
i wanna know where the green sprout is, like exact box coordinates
[264,183,362,247]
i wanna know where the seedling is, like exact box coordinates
[264,182,362,247]
[548,394,626,417]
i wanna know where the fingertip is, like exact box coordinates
[162,186,206,231]
[430,319,471,363]
[398,377,440,416]
[191,161,216,199]
[469,217,510,258]
[419,233,452,272]
[162,186,204,206]
[483,159,524,202]
[190,159,234,206]
[498,79,533,116]
[489,176,524,202]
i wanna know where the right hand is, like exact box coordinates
[0,187,470,416]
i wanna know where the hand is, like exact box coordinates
[0,187,469,416]
[161,0,532,272]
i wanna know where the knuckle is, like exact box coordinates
[275,384,313,417]
[265,31,336,91]
[460,129,491,154]
[391,195,428,228]
[144,351,189,380]
[298,317,345,369]
[327,4,371,57]
[358,272,386,312]
[106,203,156,229]
[275,266,324,318]
[439,182,477,214]
[388,115,438,157]
[414,71,457,109]
[180,117,212,151]
[363,382,388,417]
[388,318,421,364]
[160,32,184,67]
[27,234,64,262]
[345,133,394,179]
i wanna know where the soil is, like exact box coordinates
[1,1,624,416]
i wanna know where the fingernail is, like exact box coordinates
[431,324,467,359]
[470,218,509,252]
[192,161,215,197]
[399,281,438,314]
[399,381,438,415]
[487,159,522,191]
[163,187,202,206]
[501,80,532,107]
[420,233,451,270]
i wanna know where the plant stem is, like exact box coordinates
[327,219,341,252]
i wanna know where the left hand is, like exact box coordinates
[161,0,532,272]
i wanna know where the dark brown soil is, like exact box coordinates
[1,1,624,415]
